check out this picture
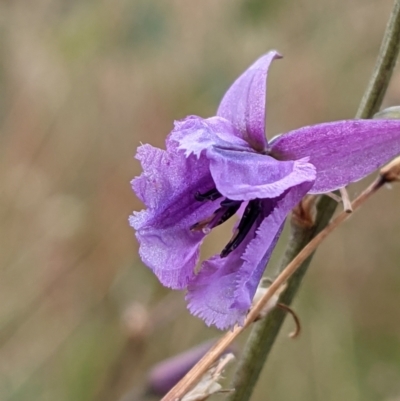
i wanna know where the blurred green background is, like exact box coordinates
[1,0,400,400]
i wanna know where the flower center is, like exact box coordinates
[191,189,262,258]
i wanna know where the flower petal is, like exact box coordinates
[170,115,250,158]
[207,147,316,201]
[130,143,217,289]
[269,119,400,193]
[186,219,262,329]
[186,181,313,330]
[217,51,282,152]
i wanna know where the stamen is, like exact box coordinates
[220,199,262,258]
[190,215,214,232]
[220,199,241,208]
[190,199,241,234]
[194,188,222,202]
[210,201,241,229]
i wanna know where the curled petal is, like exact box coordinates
[208,147,316,201]
[170,115,250,158]
[269,119,400,193]
[217,51,282,151]
[186,222,260,329]
[130,144,217,289]
[186,181,313,330]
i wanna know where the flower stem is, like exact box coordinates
[356,0,400,119]
[227,2,400,400]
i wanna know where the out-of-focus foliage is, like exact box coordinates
[0,1,399,400]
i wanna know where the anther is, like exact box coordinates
[190,199,242,233]
[190,216,214,232]
[220,199,261,258]
[194,188,222,202]
[211,201,241,229]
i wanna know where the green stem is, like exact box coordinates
[356,0,400,119]
[228,2,400,400]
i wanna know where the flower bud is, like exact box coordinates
[146,339,235,396]
[373,106,400,120]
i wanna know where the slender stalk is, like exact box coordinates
[228,2,400,400]
[356,0,400,119]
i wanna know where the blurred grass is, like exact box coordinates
[0,0,400,400]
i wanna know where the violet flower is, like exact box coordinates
[130,51,400,330]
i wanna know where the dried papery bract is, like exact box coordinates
[291,195,317,228]
[147,340,232,396]
[252,282,286,319]
[182,353,235,401]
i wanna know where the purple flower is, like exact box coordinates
[130,51,400,330]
